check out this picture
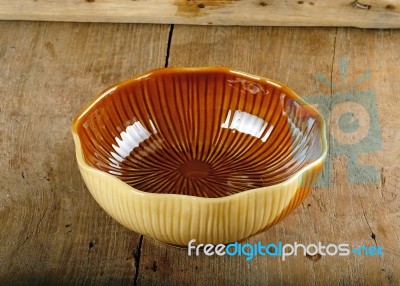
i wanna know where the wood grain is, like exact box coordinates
[0,21,169,285]
[1,21,400,285]
[1,0,400,28]
[136,25,400,285]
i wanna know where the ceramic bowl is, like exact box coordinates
[72,67,327,246]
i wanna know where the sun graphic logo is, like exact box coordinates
[303,58,382,188]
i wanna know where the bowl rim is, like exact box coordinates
[71,66,328,201]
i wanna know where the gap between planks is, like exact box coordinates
[133,23,175,286]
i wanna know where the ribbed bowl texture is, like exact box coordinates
[72,67,327,245]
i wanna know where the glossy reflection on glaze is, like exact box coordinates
[75,68,324,198]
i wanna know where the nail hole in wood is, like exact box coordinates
[352,1,371,9]
[306,253,322,261]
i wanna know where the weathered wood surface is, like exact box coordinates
[0,21,169,285]
[1,0,400,28]
[136,26,400,284]
[0,21,400,285]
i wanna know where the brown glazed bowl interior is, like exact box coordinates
[73,67,326,198]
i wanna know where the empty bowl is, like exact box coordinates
[72,67,327,246]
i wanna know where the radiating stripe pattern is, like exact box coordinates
[72,68,327,245]
[76,69,324,198]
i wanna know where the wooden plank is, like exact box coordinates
[1,0,400,28]
[137,25,400,285]
[0,21,169,284]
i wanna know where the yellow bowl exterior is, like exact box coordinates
[73,133,325,245]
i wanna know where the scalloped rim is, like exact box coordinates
[71,67,328,202]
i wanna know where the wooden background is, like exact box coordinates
[1,0,400,28]
[0,20,400,285]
